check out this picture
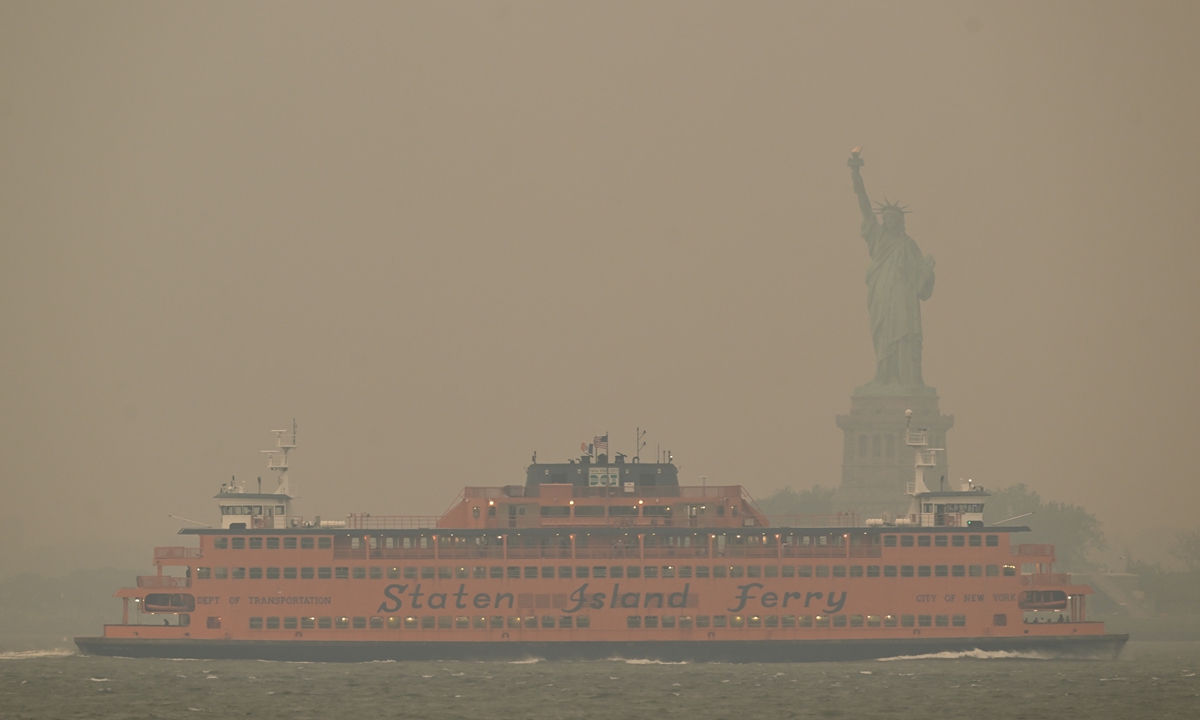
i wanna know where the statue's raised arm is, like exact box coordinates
[848,147,876,226]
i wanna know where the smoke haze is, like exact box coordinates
[2,2,1197,574]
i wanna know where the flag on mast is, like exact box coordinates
[594,435,608,454]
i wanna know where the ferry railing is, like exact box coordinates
[153,546,201,560]
[1021,573,1072,586]
[780,545,850,558]
[136,575,190,589]
[346,514,441,530]
[765,513,860,528]
[1012,544,1055,557]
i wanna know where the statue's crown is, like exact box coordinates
[874,198,911,215]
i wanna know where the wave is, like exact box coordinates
[507,658,543,664]
[622,659,689,665]
[877,649,1050,661]
[0,649,77,661]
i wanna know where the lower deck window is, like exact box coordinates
[249,617,263,629]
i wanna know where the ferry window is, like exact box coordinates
[250,538,263,550]
[663,566,676,579]
[319,617,332,629]
[574,567,589,579]
[556,616,572,629]
[507,567,520,579]
[336,617,350,629]
[713,615,728,628]
[764,565,777,578]
[609,566,624,579]
[1003,565,1017,576]
[404,617,418,629]
[711,566,726,578]
[592,567,607,579]
[900,565,914,577]
[900,615,915,627]
[832,615,847,628]
[935,615,949,627]
[934,535,947,547]
[884,615,898,627]
[798,615,814,628]
[420,616,434,629]
[384,617,398,629]
[849,614,864,627]
[266,567,280,580]
[197,567,211,579]
[717,505,725,517]
[422,567,435,579]
[918,536,931,547]
[678,615,693,628]
[249,567,263,579]
[352,567,366,579]
[576,615,591,628]
[816,566,830,578]
[489,616,504,629]
[403,567,417,580]
[952,615,966,627]
[916,566,930,577]
[232,538,246,550]
[472,507,480,519]
[781,615,795,628]
[986,565,999,577]
[627,566,641,579]
[696,566,710,579]
[951,535,965,547]
[232,567,246,580]
[696,615,710,628]
[316,537,330,549]
[858,435,868,457]
[506,616,521,629]
[457,567,469,580]
[249,617,263,629]
[627,616,642,628]
[815,615,830,628]
[969,535,982,547]
[284,537,297,549]
[266,538,280,550]
[523,616,536,629]
[866,565,879,578]
[473,567,487,579]
[993,614,1007,626]
[761,615,777,629]
[301,567,314,579]
[439,567,452,580]
[351,537,361,550]
[986,535,999,547]
[214,538,228,550]
[833,565,847,578]
[969,565,982,577]
[849,566,864,578]
[215,567,229,579]
[797,565,812,578]
[747,566,761,578]
[456,616,470,629]
[781,565,794,578]
[438,617,451,629]
[918,615,932,627]
[952,565,965,577]
[266,617,280,630]
[370,567,383,580]
[207,617,221,629]
[883,536,897,547]
[335,567,349,579]
[523,567,538,579]
[884,565,897,577]
[318,567,331,579]
[489,567,503,579]
[900,536,914,547]
[935,565,948,577]
[644,566,659,579]
[301,538,314,549]
[866,615,881,627]
[302,617,315,629]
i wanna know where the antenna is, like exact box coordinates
[262,419,297,495]
[635,428,647,463]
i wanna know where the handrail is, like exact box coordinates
[153,546,201,559]
[346,514,441,529]
[136,576,191,589]
[1021,573,1072,586]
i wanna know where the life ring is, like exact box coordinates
[253,517,266,529]
[943,515,957,527]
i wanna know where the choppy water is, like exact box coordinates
[1,639,1197,719]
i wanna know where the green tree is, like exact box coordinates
[756,485,835,517]
[984,484,1106,571]
[1171,529,1200,572]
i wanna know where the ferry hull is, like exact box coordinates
[75,633,1127,663]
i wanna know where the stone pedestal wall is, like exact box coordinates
[833,390,954,520]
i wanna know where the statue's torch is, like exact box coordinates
[848,146,864,169]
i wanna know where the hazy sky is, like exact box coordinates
[3,2,1198,573]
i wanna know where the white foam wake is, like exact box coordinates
[0,649,77,661]
[877,649,1050,662]
[622,659,689,665]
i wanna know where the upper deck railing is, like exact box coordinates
[1021,573,1072,586]
[765,513,860,528]
[154,547,201,560]
[136,575,191,589]
[346,514,440,530]
[1012,544,1055,557]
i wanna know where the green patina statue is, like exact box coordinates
[848,149,936,392]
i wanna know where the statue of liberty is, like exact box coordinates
[848,148,936,391]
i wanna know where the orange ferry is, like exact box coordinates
[75,424,1127,661]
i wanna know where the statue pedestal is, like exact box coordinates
[832,389,954,520]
